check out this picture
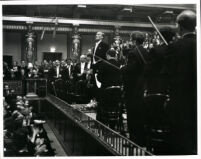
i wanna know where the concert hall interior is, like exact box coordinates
[2,4,198,157]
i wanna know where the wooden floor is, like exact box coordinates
[43,123,67,156]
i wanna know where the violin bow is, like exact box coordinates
[147,16,168,46]
[94,55,121,70]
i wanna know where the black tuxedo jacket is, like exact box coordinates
[121,45,148,98]
[97,59,121,89]
[60,66,70,81]
[73,62,87,81]
[147,44,170,93]
[48,66,62,81]
[93,41,109,63]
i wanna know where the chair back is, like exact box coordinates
[143,93,169,127]
[101,86,122,111]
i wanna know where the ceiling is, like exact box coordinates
[3,4,196,24]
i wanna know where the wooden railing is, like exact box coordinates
[41,94,153,156]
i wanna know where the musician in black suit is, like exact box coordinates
[10,61,20,80]
[73,55,88,95]
[166,10,197,155]
[92,32,109,64]
[73,55,87,81]
[48,60,62,81]
[95,49,122,123]
[85,53,97,102]
[19,61,28,78]
[96,49,121,89]
[66,59,74,81]
[147,27,176,94]
[39,60,50,78]
[121,31,148,146]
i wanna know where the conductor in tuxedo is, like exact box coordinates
[167,10,197,155]
[92,32,109,64]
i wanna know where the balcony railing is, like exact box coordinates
[43,94,153,156]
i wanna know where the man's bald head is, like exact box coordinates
[177,10,196,32]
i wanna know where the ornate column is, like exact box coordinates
[72,24,81,59]
[24,22,37,64]
[114,26,123,61]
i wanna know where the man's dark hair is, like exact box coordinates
[160,27,176,43]
[130,31,145,45]
[106,49,116,57]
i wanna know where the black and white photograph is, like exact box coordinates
[1,0,200,157]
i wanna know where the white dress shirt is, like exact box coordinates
[56,66,60,78]
[80,62,85,74]
[87,61,91,69]
[93,40,102,64]
[67,65,71,76]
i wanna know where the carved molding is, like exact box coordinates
[3,24,175,35]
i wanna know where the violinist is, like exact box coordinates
[121,31,148,146]
[166,10,197,155]
[146,27,176,94]
[96,49,121,89]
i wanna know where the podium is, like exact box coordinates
[26,78,47,98]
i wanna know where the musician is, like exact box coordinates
[167,10,197,155]
[147,27,176,94]
[85,53,94,84]
[92,32,109,64]
[73,55,88,95]
[94,49,122,123]
[121,31,148,146]
[85,53,97,101]
[19,60,28,78]
[65,59,74,80]
[39,60,50,78]
[73,55,87,81]
[59,60,68,82]
[112,38,125,64]
[48,60,62,80]
[96,49,121,89]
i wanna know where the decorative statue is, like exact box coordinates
[72,26,81,58]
